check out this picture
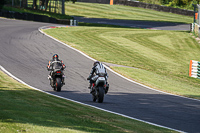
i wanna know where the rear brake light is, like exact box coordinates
[56,71,61,73]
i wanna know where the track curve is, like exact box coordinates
[0,18,199,132]
[73,17,190,30]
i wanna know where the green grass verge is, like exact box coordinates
[65,2,193,24]
[0,71,177,132]
[43,26,200,100]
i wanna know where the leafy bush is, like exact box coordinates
[0,0,5,10]
[137,0,199,10]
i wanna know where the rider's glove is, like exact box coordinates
[87,77,90,80]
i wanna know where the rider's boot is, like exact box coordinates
[62,75,65,85]
[88,83,92,89]
[89,83,95,93]
[105,83,109,94]
[50,79,53,86]
[62,78,65,85]
[48,75,52,85]
[48,75,52,80]
[90,87,95,94]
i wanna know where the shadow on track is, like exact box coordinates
[45,89,200,133]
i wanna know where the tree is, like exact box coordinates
[22,0,27,8]
[33,0,37,9]
[0,0,5,10]
[41,0,49,11]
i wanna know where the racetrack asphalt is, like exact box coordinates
[0,18,199,132]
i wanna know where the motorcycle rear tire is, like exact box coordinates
[55,78,62,92]
[97,87,104,103]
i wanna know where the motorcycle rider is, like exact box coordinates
[87,61,109,94]
[47,54,66,85]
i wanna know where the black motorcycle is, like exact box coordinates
[48,68,65,92]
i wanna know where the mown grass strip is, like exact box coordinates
[65,2,193,24]
[43,26,200,100]
[0,70,177,133]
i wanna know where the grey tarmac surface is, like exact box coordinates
[0,18,200,132]
[74,16,191,30]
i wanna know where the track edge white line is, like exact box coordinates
[0,65,184,133]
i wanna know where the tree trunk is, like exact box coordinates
[22,0,27,8]
[45,0,49,11]
[41,0,49,11]
[33,0,37,9]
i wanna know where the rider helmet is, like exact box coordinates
[93,61,100,66]
[52,54,59,61]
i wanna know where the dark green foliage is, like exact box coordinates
[0,0,5,10]
[137,0,200,9]
[65,0,76,3]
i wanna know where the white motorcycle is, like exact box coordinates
[89,73,109,103]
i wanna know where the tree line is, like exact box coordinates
[137,0,200,9]
[0,0,198,10]
[2,0,50,10]
[0,0,75,11]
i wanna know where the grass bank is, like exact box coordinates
[2,2,192,24]
[43,26,200,100]
[0,70,177,132]
[65,2,192,24]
